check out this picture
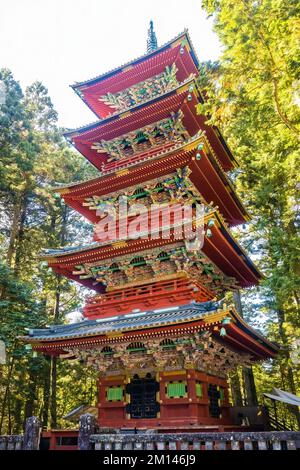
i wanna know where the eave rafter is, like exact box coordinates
[71,30,200,118]
[65,77,237,172]
[52,136,247,227]
[21,307,278,364]
[40,209,262,291]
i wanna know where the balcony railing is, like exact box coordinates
[84,277,213,318]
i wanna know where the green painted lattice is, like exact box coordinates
[106,386,123,401]
[166,381,187,398]
[196,382,203,398]
[219,387,225,401]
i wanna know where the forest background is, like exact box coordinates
[0,0,299,432]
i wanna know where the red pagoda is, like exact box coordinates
[23,25,278,431]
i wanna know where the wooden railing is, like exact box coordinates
[90,431,300,450]
[99,142,177,175]
[86,277,193,304]
[84,277,213,318]
[41,430,79,450]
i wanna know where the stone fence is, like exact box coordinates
[1,414,300,451]
[0,416,41,450]
[90,430,300,451]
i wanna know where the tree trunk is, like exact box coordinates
[14,195,28,276]
[7,388,12,434]
[277,307,300,429]
[6,199,23,268]
[42,356,51,429]
[243,367,258,406]
[230,371,243,406]
[0,356,15,433]
[13,369,26,434]
[233,291,243,316]
[24,366,37,421]
[13,397,23,434]
[49,204,68,430]
[50,356,57,429]
[233,290,258,406]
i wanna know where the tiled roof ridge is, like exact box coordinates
[20,300,225,340]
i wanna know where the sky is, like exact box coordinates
[0,0,221,129]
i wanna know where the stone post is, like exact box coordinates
[78,413,96,450]
[23,416,41,450]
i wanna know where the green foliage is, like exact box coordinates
[0,69,97,433]
[200,0,300,397]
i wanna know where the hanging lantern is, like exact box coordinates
[187,94,192,101]
[206,228,212,238]
[196,152,201,160]
[208,219,215,227]
[180,46,185,54]
[220,327,227,337]
[189,85,194,93]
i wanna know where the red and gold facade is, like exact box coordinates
[23,29,278,430]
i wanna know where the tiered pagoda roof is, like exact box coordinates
[22,303,278,360]
[55,135,247,226]
[42,210,262,292]
[66,77,236,172]
[71,30,200,119]
[23,26,277,368]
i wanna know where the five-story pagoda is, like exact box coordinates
[23,24,278,430]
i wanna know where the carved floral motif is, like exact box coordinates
[66,332,253,378]
[99,64,179,112]
[73,244,238,295]
[90,109,190,163]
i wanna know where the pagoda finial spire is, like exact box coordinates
[147,20,158,53]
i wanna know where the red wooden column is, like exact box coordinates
[98,374,126,427]
[186,370,199,425]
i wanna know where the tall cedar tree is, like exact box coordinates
[199,0,299,426]
[0,69,97,433]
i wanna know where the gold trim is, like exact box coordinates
[106,271,187,291]
[203,311,228,325]
[111,240,128,249]
[119,111,131,119]
[161,370,186,376]
[115,169,130,177]
[58,188,70,195]
[170,38,184,49]
[105,332,124,338]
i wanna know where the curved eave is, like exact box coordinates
[64,77,196,139]
[40,211,262,290]
[53,136,247,226]
[65,78,236,172]
[21,307,278,360]
[71,30,198,92]
[75,41,198,119]
[203,211,263,286]
[229,309,279,356]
